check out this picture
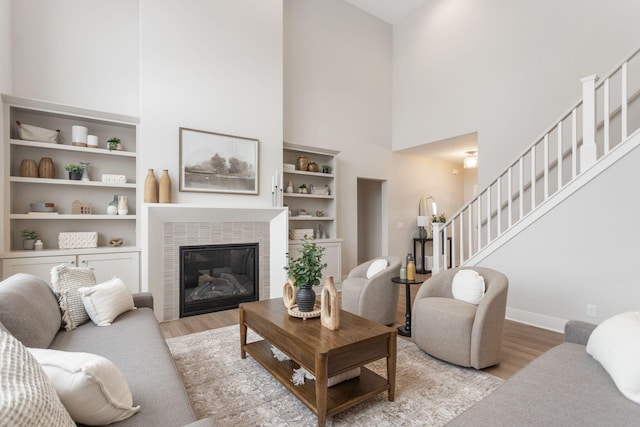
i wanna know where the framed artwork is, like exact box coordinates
[179,127,259,194]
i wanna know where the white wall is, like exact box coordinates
[284,0,464,271]
[0,0,10,94]
[480,142,640,331]
[10,0,139,116]
[139,0,284,290]
[393,0,640,189]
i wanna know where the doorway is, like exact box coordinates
[357,178,387,264]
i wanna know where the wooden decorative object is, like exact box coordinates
[19,159,38,178]
[38,157,55,179]
[71,200,92,215]
[321,276,340,330]
[144,169,158,203]
[283,278,296,309]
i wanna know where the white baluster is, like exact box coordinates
[621,62,628,140]
[604,78,610,154]
[580,74,599,170]
[507,167,513,228]
[432,222,442,275]
[557,122,563,189]
[572,108,578,178]
[531,145,536,210]
[518,157,524,220]
[543,134,549,200]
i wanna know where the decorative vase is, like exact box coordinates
[159,169,171,203]
[296,156,308,171]
[117,195,128,215]
[80,162,90,181]
[144,169,158,203]
[296,285,316,312]
[38,157,55,179]
[321,276,340,330]
[20,159,38,178]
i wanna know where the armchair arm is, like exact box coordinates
[564,320,596,345]
[133,292,154,309]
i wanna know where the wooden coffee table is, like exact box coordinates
[239,298,396,427]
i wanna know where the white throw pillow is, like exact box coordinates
[586,311,640,404]
[0,331,75,427]
[51,264,97,330]
[451,269,486,305]
[78,277,135,326]
[28,348,140,425]
[366,259,388,279]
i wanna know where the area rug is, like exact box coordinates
[166,325,503,426]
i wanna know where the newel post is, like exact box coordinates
[431,222,442,275]
[580,74,599,170]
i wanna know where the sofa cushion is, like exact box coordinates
[0,273,61,348]
[28,347,140,425]
[51,264,97,331]
[366,258,388,279]
[587,311,640,404]
[0,330,75,427]
[452,269,485,305]
[79,277,135,326]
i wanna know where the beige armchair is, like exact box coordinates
[411,267,508,369]
[341,256,401,325]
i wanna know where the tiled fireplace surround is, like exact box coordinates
[162,221,270,321]
[146,205,288,322]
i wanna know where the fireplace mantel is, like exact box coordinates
[143,204,288,321]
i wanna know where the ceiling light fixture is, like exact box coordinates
[463,151,478,169]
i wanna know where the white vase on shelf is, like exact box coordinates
[117,196,128,215]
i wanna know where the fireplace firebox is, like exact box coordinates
[179,243,258,317]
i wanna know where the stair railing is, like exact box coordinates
[432,46,640,274]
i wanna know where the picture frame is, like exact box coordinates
[179,127,259,194]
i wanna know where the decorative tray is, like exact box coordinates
[288,303,321,319]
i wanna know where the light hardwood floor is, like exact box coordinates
[160,274,563,380]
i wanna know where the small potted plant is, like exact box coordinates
[21,228,37,250]
[432,213,447,223]
[284,236,327,312]
[107,137,121,151]
[322,164,332,174]
[298,184,307,194]
[64,164,83,180]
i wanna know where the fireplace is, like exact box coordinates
[180,243,259,317]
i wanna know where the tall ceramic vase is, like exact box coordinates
[296,286,316,312]
[159,169,172,203]
[117,196,128,215]
[144,169,158,203]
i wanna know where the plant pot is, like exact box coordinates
[23,239,35,250]
[68,171,82,180]
[296,286,316,312]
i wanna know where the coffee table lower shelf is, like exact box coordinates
[244,339,390,418]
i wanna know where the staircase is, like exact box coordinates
[432,46,640,274]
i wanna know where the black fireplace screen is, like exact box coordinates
[179,243,258,317]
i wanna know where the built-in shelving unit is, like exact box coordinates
[1,94,140,290]
[283,142,342,283]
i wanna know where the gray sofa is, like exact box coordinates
[0,273,214,427]
[448,320,640,426]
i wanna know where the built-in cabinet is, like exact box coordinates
[1,94,140,289]
[283,142,342,283]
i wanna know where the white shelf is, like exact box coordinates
[10,214,136,220]
[10,138,136,157]
[284,193,333,200]
[284,169,334,178]
[1,246,140,259]
[289,216,334,221]
[10,176,136,188]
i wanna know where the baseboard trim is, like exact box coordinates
[506,307,566,333]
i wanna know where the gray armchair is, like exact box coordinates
[341,256,401,325]
[411,267,508,369]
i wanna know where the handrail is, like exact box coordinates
[431,46,640,273]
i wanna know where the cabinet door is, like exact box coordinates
[79,252,140,293]
[2,256,76,282]
[321,242,342,284]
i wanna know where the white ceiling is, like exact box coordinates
[344,0,429,25]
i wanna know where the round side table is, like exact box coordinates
[391,276,423,337]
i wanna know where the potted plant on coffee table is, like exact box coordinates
[64,164,83,180]
[285,236,327,312]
